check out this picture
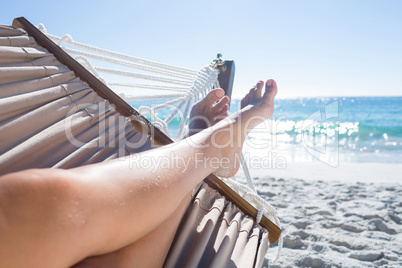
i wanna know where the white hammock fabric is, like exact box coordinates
[35,24,282,262]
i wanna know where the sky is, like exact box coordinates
[2,0,401,98]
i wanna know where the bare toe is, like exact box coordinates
[254,80,264,102]
[215,104,229,118]
[241,87,253,108]
[260,79,277,106]
[241,83,258,108]
[203,88,225,106]
[213,96,229,112]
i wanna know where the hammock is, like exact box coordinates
[0,17,282,266]
[36,22,222,140]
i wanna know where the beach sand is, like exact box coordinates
[236,162,402,267]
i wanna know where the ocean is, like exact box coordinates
[129,96,402,165]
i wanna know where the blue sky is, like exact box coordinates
[2,0,401,98]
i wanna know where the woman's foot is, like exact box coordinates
[204,79,277,177]
[187,88,230,136]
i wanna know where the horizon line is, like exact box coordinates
[230,95,402,100]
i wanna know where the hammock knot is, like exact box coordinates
[256,208,264,224]
[37,23,47,34]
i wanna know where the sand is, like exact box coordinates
[235,162,402,267]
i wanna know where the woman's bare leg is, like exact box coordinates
[73,88,231,268]
[72,192,192,268]
[0,80,277,268]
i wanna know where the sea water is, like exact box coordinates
[129,97,402,164]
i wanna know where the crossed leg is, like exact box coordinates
[72,192,191,268]
[0,80,277,268]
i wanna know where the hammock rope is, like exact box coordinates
[62,46,196,80]
[108,83,189,92]
[37,24,197,76]
[38,23,219,139]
